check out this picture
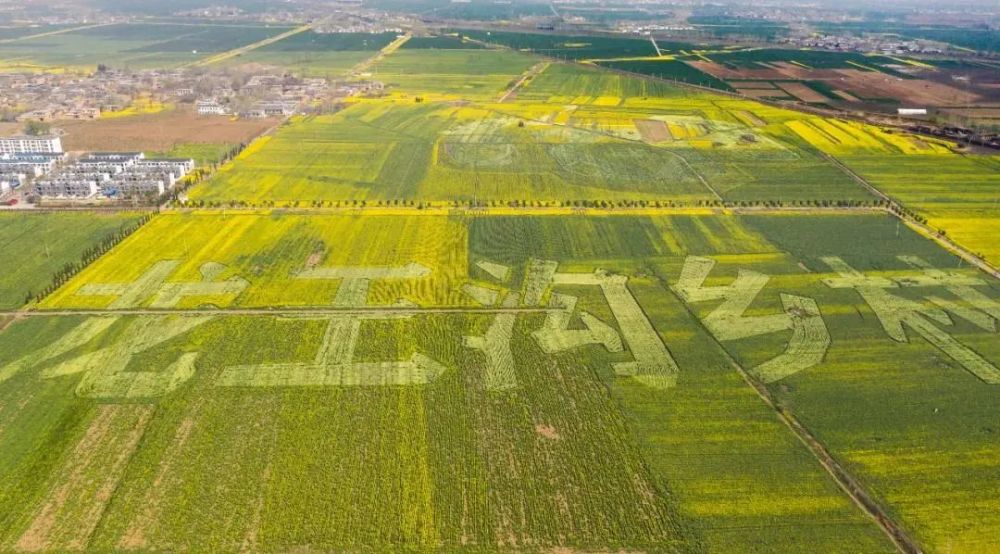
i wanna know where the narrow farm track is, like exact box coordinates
[650,37,662,57]
[351,32,410,75]
[183,24,312,68]
[731,360,922,554]
[161,205,888,217]
[2,307,560,318]
[498,62,549,103]
[664,286,921,554]
[1,205,885,216]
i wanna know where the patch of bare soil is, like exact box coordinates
[775,82,828,103]
[634,119,670,143]
[832,69,980,106]
[56,107,279,152]
[305,250,324,269]
[534,424,561,440]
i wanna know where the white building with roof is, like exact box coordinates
[0,135,63,155]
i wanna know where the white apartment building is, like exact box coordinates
[34,178,98,198]
[0,135,63,155]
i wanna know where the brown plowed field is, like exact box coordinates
[56,107,279,152]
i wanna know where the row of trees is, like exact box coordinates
[167,197,906,210]
[161,142,249,207]
[28,213,156,305]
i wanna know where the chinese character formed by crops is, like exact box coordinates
[216,261,447,388]
[464,258,678,390]
[822,256,1000,384]
[672,256,831,383]
[0,261,248,399]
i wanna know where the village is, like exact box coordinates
[1,65,383,123]
[0,65,387,204]
[0,135,194,201]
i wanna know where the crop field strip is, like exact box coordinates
[0,210,920,540]
[0,22,302,70]
[188,63,889,205]
[2,208,998,551]
[2,25,999,553]
[0,212,148,309]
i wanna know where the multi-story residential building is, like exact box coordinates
[36,151,193,199]
[34,177,99,198]
[0,135,63,155]
[138,158,196,174]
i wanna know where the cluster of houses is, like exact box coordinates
[196,98,299,118]
[1,68,342,123]
[195,73,331,118]
[196,75,382,118]
[0,69,200,123]
[35,152,194,199]
[0,135,194,200]
[780,35,945,56]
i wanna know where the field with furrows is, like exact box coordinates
[0,212,146,309]
[0,23,296,70]
[188,62,897,205]
[3,209,998,551]
[1,23,998,553]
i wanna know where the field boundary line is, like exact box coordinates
[822,152,999,280]
[0,22,114,44]
[669,150,722,201]
[650,37,662,56]
[498,61,548,103]
[661,284,922,554]
[351,32,411,75]
[183,23,312,68]
[5,307,561,317]
[160,205,886,216]
[729,358,921,554]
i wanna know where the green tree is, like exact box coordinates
[23,120,51,136]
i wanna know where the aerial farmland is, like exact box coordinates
[0,3,997,553]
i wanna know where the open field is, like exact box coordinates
[189,65,883,205]
[188,101,719,204]
[220,31,396,77]
[0,23,296,70]
[3,210,998,551]
[371,49,537,98]
[776,111,999,265]
[835,152,1000,264]
[56,108,278,154]
[223,50,372,77]
[597,59,735,91]
[401,35,487,50]
[0,212,145,309]
[1,24,998,553]
[515,62,688,102]
[455,29,663,59]
[0,24,79,41]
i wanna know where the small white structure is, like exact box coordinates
[196,99,230,116]
[897,108,928,116]
[0,135,63,155]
